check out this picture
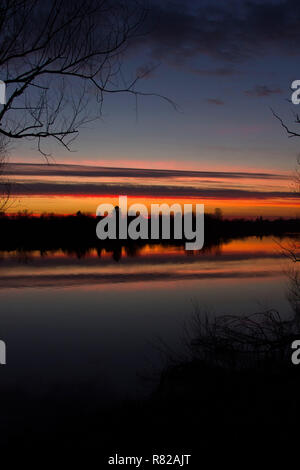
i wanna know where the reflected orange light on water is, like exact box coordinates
[0,236,293,291]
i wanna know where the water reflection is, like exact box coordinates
[0,236,294,289]
[0,235,296,408]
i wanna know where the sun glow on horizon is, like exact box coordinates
[4,161,299,218]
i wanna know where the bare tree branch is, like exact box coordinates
[270,107,300,138]
[0,0,176,156]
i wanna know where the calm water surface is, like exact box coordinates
[0,236,295,403]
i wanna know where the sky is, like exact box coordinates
[5,0,300,216]
[5,163,298,217]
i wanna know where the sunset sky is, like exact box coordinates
[4,163,298,217]
[5,0,300,217]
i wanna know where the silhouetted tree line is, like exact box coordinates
[0,212,298,258]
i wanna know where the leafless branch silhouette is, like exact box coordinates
[0,0,175,157]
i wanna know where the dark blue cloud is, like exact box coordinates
[10,181,295,200]
[245,85,282,97]
[206,98,224,105]
[5,163,289,180]
[137,0,300,65]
